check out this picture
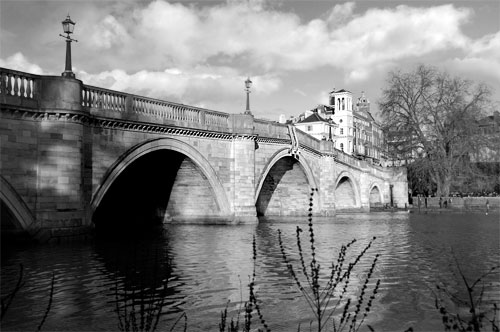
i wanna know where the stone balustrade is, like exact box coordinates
[336,150,363,167]
[82,83,231,128]
[82,85,127,112]
[253,119,289,139]
[0,68,38,100]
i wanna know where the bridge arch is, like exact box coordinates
[369,183,384,207]
[255,149,318,216]
[334,171,361,209]
[91,138,231,222]
[0,176,36,233]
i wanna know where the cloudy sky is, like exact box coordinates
[1,0,499,120]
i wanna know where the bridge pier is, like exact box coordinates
[1,75,92,242]
[229,115,259,224]
[35,76,93,241]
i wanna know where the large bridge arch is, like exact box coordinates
[0,176,36,233]
[255,149,318,216]
[91,138,231,221]
[334,171,361,209]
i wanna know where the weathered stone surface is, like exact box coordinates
[0,69,409,242]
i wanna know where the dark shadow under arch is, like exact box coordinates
[92,139,229,234]
[369,185,383,207]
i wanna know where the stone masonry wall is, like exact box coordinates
[256,157,310,216]
[0,113,89,239]
[0,116,39,215]
[230,138,258,221]
[166,158,219,218]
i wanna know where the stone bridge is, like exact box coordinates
[0,68,408,242]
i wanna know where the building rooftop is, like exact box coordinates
[330,88,351,94]
[297,112,335,124]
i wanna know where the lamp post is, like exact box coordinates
[60,15,77,78]
[244,77,252,115]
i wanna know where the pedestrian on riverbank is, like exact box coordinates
[439,196,443,208]
[486,199,490,215]
[425,196,428,208]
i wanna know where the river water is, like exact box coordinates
[1,212,499,332]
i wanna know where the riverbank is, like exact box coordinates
[409,196,499,213]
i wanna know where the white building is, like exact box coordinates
[329,89,355,153]
[294,106,337,141]
[291,89,386,160]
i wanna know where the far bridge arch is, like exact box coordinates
[256,149,318,216]
[91,138,230,229]
[334,171,360,210]
[369,183,384,208]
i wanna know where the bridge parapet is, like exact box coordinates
[336,150,363,168]
[254,119,289,139]
[81,83,231,131]
[82,85,127,112]
[1,68,39,108]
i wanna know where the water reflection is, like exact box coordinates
[93,230,185,329]
[1,213,499,331]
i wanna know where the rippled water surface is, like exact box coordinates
[1,212,499,332]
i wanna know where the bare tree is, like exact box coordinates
[379,64,493,196]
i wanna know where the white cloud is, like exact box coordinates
[293,88,307,97]
[326,2,356,28]
[443,31,500,102]
[89,15,130,49]
[449,31,500,80]
[77,66,282,110]
[81,1,473,82]
[328,5,471,80]
[0,53,45,75]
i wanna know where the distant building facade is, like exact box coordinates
[290,89,386,162]
[292,105,337,141]
[474,111,500,163]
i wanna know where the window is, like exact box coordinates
[340,128,344,135]
[307,125,312,131]
[340,143,344,151]
[339,119,343,123]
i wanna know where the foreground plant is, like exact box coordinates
[434,258,499,332]
[219,235,270,332]
[114,248,186,332]
[278,189,381,332]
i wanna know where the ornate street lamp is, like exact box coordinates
[244,77,252,115]
[60,15,78,78]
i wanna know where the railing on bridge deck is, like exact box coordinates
[82,85,127,112]
[0,68,38,100]
[295,130,322,151]
[335,151,363,168]
[82,84,230,128]
[253,118,289,139]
